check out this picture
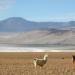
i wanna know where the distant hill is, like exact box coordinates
[0,29,75,45]
[0,17,75,45]
[0,17,75,32]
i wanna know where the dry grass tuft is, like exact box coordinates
[0,52,75,75]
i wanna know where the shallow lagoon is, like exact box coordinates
[0,44,75,52]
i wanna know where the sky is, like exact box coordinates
[0,0,75,22]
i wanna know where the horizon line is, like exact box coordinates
[0,17,75,22]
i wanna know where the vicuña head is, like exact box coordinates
[43,54,48,60]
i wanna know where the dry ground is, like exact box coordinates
[0,52,75,75]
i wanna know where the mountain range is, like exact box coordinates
[0,17,75,45]
[0,17,75,32]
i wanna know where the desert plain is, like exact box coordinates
[0,52,75,75]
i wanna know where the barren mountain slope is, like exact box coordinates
[0,29,75,45]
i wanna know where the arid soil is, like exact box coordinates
[0,52,75,75]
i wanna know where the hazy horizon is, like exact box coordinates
[0,17,75,23]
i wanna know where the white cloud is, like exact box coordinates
[0,0,16,10]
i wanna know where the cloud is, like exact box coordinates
[0,0,15,10]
